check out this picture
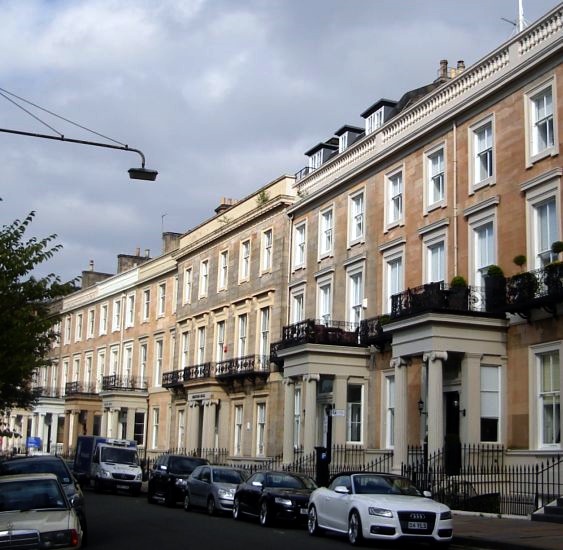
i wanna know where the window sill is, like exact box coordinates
[527,147,558,168]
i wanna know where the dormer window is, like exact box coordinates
[309,150,323,170]
[338,133,348,153]
[366,108,384,134]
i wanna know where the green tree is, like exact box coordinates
[0,210,75,413]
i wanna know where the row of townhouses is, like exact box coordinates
[2,5,562,478]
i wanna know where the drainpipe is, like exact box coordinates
[453,121,458,278]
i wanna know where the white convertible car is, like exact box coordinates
[307,472,453,547]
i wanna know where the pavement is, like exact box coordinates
[453,512,563,549]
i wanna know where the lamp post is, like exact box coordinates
[0,127,158,181]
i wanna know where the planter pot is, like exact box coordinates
[484,276,506,312]
[448,286,469,310]
[544,263,563,299]
[509,272,538,304]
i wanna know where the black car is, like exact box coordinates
[0,455,88,545]
[233,470,317,526]
[147,454,209,506]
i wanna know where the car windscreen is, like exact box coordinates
[169,457,206,474]
[0,478,68,512]
[101,447,139,465]
[0,459,72,485]
[267,473,317,489]
[353,474,422,496]
[212,469,245,484]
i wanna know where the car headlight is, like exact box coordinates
[218,488,235,499]
[40,529,80,548]
[175,478,187,487]
[368,507,393,518]
[100,470,112,479]
[440,510,452,520]
[274,497,293,507]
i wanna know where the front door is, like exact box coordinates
[444,391,461,475]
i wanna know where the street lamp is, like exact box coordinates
[0,127,158,181]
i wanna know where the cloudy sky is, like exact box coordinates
[1,0,559,283]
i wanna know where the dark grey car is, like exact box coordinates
[0,455,88,544]
[184,465,248,515]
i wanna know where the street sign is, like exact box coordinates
[331,409,345,417]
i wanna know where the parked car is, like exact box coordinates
[184,465,248,515]
[307,472,453,546]
[232,470,317,526]
[147,454,209,506]
[0,473,83,548]
[0,454,88,545]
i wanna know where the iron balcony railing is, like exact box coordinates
[64,381,97,396]
[32,386,62,398]
[279,318,361,350]
[503,264,563,316]
[162,363,213,387]
[162,369,183,387]
[102,374,147,392]
[184,362,212,381]
[215,354,270,379]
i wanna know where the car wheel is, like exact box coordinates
[164,489,175,507]
[207,496,216,516]
[183,492,191,512]
[259,500,271,527]
[348,510,363,546]
[307,505,322,536]
[233,497,241,520]
[93,478,102,493]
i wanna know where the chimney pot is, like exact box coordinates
[89,260,94,271]
[145,249,150,258]
[439,59,448,79]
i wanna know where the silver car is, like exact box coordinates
[184,466,248,515]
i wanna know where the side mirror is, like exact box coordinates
[423,490,432,498]
[334,486,350,494]
[252,481,263,488]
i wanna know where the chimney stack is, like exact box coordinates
[439,59,448,80]
[89,260,94,271]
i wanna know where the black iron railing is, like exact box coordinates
[32,386,62,398]
[402,445,562,516]
[184,362,212,380]
[64,381,97,396]
[279,319,360,350]
[162,370,183,387]
[359,314,392,349]
[215,354,270,378]
[102,374,147,391]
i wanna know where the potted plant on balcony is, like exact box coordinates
[509,255,538,304]
[545,241,563,298]
[448,275,469,310]
[484,264,506,312]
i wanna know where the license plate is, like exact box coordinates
[300,508,308,515]
[408,521,427,529]
[117,484,128,490]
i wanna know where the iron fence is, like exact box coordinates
[402,445,562,516]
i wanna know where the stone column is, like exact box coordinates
[333,376,348,445]
[391,357,409,473]
[462,353,482,444]
[37,414,46,452]
[201,400,218,450]
[424,351,448,456]
[303,374,319,455]
[187,402,201,453]
[282,378,295,463]
[68,410,80,452]
[101,409,108,437]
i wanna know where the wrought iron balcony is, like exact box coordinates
[295,165,315,182]
[102,374,147,392]
[278,318,361,350]
[215,354,270,379]
[359,315,392,350]
[504,264,563,317]
[64,381,97,396]
[390,281,485,318]
[162,369,183,388]
[162,363,213,388]
[32,386,62,398]
[184,362,212,381]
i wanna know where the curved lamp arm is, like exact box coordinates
[0,127,158,181]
